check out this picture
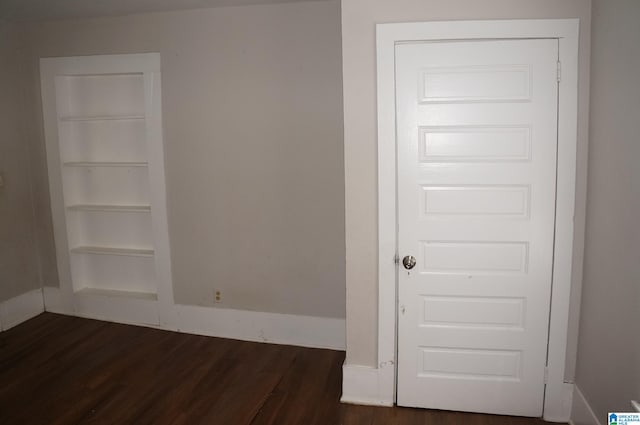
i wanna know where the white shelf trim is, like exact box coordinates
[70,246,154,257]
[67,204,151,213]
[59,114,145,122]
[60,72,143,77]
[63,161,148,167]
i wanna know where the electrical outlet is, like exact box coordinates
[213,289,222,303]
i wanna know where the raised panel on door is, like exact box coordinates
[396,39,558,417]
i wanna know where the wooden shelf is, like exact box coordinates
[70,246,154,257]
[67,204,151,213]
[59,114,145,122]
[74,287,158,301]
[63,161,148,167]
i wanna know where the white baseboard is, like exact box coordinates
[544,381,574,422]
[73,289,161,327]
[0,289,44,331]
[173,304,345,350]
[570,385,602,425]
[42,286,70,315]
[41,287,345,350]
[44,286,159,326]
[341,363,394,406]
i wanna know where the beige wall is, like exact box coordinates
[0,21,45,302]
[341,0,591,374]
[574,0,640,418]
[22,0,346,318]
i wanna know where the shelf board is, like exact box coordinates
[70,246,154,257]
[63,161,148,167]
[59,114,145,122]
[67,204,151,213]
[62,72,143,78]
[74,287,158,301]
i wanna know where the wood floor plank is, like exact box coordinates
[0,314,560,425]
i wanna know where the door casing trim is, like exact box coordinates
[375,19,579,422]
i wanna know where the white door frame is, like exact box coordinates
[376,19,579,422]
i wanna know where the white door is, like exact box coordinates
[396,39,559,417]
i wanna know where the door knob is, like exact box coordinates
[402,255,416,270]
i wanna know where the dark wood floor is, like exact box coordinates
[0,313,555,424]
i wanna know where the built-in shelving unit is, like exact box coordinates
[41,53,171,325]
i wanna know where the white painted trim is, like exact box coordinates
[40,53,160,75]
[44,286,159,326]
[42,285,70,315]
[545,382,575,423]
[42,287,345,350]
[172,304,345,350]
[143,68,176,328]
[0,289,44,331]
[544,21,581,422]
[72,290,160,327]
[373,19,581,420]
[40,58,75,313]
[376,15,399,403]
[341,364,394,406]
[570,385,602,425]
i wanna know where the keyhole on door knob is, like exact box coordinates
[402,255,416,270]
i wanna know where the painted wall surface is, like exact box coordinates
[574,0,640,418]
[22,1,346,318]
[341,0,591,375]
[0,21,45,302]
